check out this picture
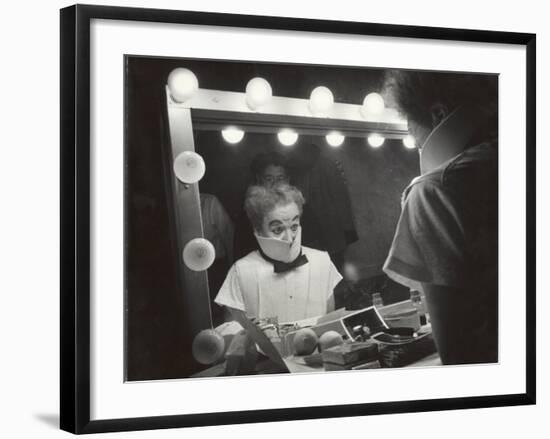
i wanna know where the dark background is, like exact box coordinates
[125,56,419,380]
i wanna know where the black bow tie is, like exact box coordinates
[258,249,309,273]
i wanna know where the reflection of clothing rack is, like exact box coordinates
[293,152,358,256]
[199,193,234,326]
[199,193,234,263]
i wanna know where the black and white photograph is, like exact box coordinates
[125,56,499,381]
[1,0,545,436]
[54,2,537,434]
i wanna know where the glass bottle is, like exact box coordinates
[410,289,428,325]
[372,292,384,308]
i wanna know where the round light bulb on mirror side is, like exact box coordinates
[403,135,416,149]
[277,129,299,147]
[221,127,245,144]
[192,329,225,365]
[326,131,345,147]
[173,151,205,184]
[245,77,272,111]
[183,238,216,272]
[367,133,385,148]
[361,92,385,119]
[167,68,199,103]
[309,86,334,117]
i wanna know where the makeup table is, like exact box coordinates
[192,300,441,378]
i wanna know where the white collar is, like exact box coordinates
[420,104,488,174]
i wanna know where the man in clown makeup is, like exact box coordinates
[215,184,341,323]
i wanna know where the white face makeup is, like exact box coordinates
[260,202,301,241]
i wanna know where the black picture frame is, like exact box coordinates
[60,4,536,434]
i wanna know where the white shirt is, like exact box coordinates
[214,246,342,323]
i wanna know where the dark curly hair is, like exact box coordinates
[250,151,289,179]
[383,69,498,127]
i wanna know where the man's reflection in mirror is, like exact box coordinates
[198,193,234,326]
[234,149,358,275]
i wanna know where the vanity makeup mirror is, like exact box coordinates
[126,56,420,379]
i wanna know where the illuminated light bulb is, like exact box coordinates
[192,329,225,365]
[173,151,205,184]
[221,127,245,144]
[309,86,334,117]
[367,133,385,148]
[183,238,216,271]
[326,131,345,147]
[403,135,416,149]
[167,68,199,103]
[361,92,385,118]
[277,129,298,146]
[245,77,272,111]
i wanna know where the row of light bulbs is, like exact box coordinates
[172,132,415,188]
[167,68,415,149]
[222,126,416,149]
[168,68,388,119]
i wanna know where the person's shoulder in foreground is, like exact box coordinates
[405,140,497,194]
[383,140,497,292]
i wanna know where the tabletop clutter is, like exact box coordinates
[198,299,438,375]
[266,303,436,370]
